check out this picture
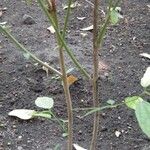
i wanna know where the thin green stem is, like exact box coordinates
[140,90,150,97]
[144,91,150,96]
[82,102,123,118]
[0,26,62,77]
[96,0,113,48]
[51,111,67,132]
[37,0,90,79]
[73,102,124,112]
[62,0,72,38]
[96,0,120,48]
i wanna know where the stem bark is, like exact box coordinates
[90,0,100,149]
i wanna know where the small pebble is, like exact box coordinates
[17,146,23,150]
[78,130,82,135]
[18,136,22,139]
[12,125,17,129]
[22,14,36,25]
[115,130,121,137]
[7,142,11,146]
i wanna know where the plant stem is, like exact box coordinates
[96,0,120,48]
[62,0,72,38]
[0,26,62,77]
[58,46,73,150]
[37,0,90,79]
[90,0,99,149]
[73,102,124,112]
[144,91,150,96]
[47,1,73,148]
[51,111,67,132]
[140,90,150,97]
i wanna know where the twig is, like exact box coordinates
[0,26,62,77]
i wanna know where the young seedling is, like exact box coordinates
[8,97,68,135]
[78,67,150,138]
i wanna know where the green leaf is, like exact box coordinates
[66,68,75,74]
[54,144,60,150]
[8,109,36,120]
[135,100,150,138]
[62,132,68,137]
[107,99,115,105]
[110,10,119,24]
[35,97,54,109]
[125,96,143,110]
[59,119,68,123]
[33,111,51,119]
[140,67,150,88]
[110,8,123,25]
[0,25,11,33]
[23,52,30,60]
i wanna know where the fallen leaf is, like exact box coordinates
[147,5,150,8]
[73,144,87,150]
[47,26,55,34]
[81,25,93,31]
[77,17,86,20]
[67,75,78,86]
[140,53,150,60]
[80,32,88,38]
[63,1,80,10]
[0,7,7,11]
[0,22,7,25]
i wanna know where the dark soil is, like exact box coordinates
[0,0,150,150]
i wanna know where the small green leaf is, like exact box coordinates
[33,112,51,119]
[8,109,36,120]
[35,97,54,109]
[110,10,119,24]
[135,100,150,138]
[107,99,115,105]
[125,96,143,110]
[59,119,68,123]
[66,68,75,74]
[110,8,123,25]
[23,52,30,60]
[0,25,11,33]
[62,132,68,137]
